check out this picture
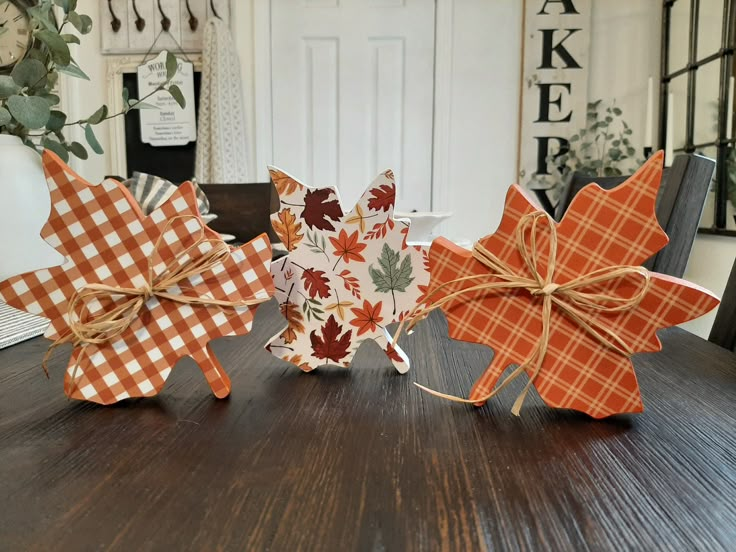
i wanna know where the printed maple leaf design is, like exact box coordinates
[422,152,719,418]
[330,229,367,268]
[310,315,352,363]
[0,152,273,405]
[349,300,384,336]
[266,167,430,373]
[369,243,414,315]
[303,188,342,231]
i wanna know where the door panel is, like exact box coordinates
[271,0,435,211]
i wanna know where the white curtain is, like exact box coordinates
[195,18,249,183]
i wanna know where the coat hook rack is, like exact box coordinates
[157,0,171,32]
[185,0,198,31]
[108,0,121,32]
[210,0,221,20]
[132,0,146,32]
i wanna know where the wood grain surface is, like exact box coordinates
[0,302,735,551]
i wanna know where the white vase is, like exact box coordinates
[0,135,64,281]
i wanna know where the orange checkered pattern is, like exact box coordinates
[0,152,273,405]
[428,152,719,418]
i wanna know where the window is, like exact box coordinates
[661,0,736,235]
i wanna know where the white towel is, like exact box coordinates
[195,18,249,184]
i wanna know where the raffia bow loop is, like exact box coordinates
[43,215,269,383]
[394,210,651,415]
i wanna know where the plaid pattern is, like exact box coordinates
[429,152,719,418]
[123,172,210,215]
[0,152,273,405]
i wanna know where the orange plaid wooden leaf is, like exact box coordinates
[425,152,719,418]
[0,152,274,404]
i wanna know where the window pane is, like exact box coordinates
[669,74,689,151]
[668,0,691,73]
[697,0,724,60]
[694,60,721,145]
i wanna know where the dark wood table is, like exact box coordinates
[1,301,735,551]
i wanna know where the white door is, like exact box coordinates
[270,0,435,211]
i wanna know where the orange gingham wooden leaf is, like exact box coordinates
[0,151,274,404]
[266,167,428,373]
[428,152,720,418]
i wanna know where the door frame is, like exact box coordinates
[250,0,454,214]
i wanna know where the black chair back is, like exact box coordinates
[709,257,736,352]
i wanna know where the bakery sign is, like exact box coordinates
[517,0,591,211]
[137,51,197,147]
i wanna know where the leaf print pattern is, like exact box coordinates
[303,188,342,231]
[301,268,330,299]
[330,229,367,269]
[280,301,305,344]
[272,208,303,252]
[367,183,396,212]
[369,244,414,315]
[338,270,361,300]
[310,315,352,363]
[266,167,430,373]
[349,300,384,336]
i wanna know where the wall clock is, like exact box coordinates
[0,0,31,72]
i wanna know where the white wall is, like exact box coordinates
[59,0,734,339]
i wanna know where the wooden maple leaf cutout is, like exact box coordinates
[267,167,430,372]
[0,152,273,404]
[425,152,719,418]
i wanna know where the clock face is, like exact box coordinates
[0,1,30,69]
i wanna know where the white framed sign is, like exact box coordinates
[106,54,203,177]
[517,0,591,210]
[136,51,197,147]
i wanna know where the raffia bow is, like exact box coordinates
[43,215,269,387]
[394,211,651,415]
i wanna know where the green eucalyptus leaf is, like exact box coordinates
[42,137,69,162]
[166,52,178,81]
[67,11,83,31]
[613,107,623,116]
[129,101,158,110]
[122,87,129,104]
[7,95,51,129]
[56,62,90,80]
[11,59,47,88]
[0,75,20,98]
[61,33,80,45]
[84,123,103,154]
[0,107,11,127]
[87,105,108,125]
[36,30,72,66]
[168,84,185,108]
[46,110,66,131]
[69,141,88,160]
[27,6,57,31]
[79,15,93,34]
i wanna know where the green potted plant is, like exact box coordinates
[549,100,643,181]
[0,0,183,280]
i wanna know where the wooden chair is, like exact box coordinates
[708,256,736,352]
[554,154,716,278]
[198,183,280,245]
